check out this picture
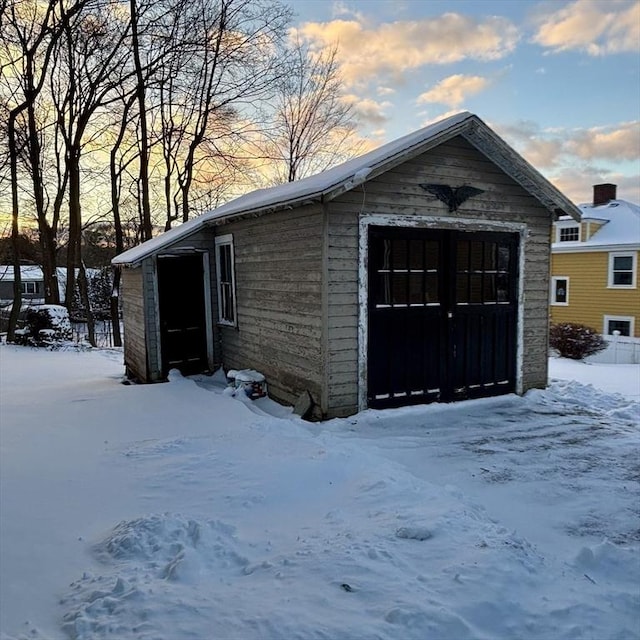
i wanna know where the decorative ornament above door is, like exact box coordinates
[419,184,485,212]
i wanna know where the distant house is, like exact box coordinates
[0,265,70,308]
[0,265,47,306]
[551,184,640,337]
[113,111,580,419]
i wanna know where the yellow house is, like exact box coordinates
[551,184,640,337]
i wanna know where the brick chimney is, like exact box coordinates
[593,183,617,206]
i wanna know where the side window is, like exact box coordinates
[604,315,634,337]
[551,277,569,305]
[608,252,636,288]
[215,234,236,326]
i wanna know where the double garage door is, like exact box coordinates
[367,226,520,409]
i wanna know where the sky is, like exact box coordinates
[288,0,640,205]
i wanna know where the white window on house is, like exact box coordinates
[608,252,637,288]
[604,315,634,337]
[557,224,580,243]
[551,276,569,305]
[215,234,236,326]
[20,281,40,294]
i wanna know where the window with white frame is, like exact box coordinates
[215,234,236,325]
[556,225,580,242]
[551,276,569,305]
[608,252,637,288]
[20,281,40,294]
[604,315,634,337]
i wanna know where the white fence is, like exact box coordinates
[71,320,122,349]
[587,333,640,365]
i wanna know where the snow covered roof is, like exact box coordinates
[0,266,99,280]
[0,265,47,281]
[553,199,640,252]
[114,111,581,266]
[0,264,58,282]
[0,266,97,300]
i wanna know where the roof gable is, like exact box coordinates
[114,112,581,266]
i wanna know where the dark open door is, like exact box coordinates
[367,227,519,409]
[157,254,208,377]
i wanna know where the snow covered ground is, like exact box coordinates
[0,346,638,640]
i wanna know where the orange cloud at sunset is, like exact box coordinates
[294,13,519,87]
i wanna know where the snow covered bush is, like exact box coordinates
[549,322,607,360]
[14,305,72,347]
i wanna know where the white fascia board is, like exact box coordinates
[552,243,640,253]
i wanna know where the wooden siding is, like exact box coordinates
[551,251,640,336]
[121,267,148,381]
[582,220,606,241]
[216,205,324,410]
[325,135,553,416]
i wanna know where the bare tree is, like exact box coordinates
[154,0,291,229]
[1,0,89,339]
[107,89,140,347]
[268,41,361,183]
[129,0,155,241]
[50,0,131,345]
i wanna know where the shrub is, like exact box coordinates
[70,268,113,321]
[549,322,607,360]
[14,305,72,347]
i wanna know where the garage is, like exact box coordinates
[114,111,581,418]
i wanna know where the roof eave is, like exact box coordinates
[461,118,581,221]
[113,112,581,266]
[208,115,474,221]
[203,194,326,229]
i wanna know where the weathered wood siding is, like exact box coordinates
[121,266,148,381]
[551,251,640,336]
[140,257,160,379]
[216,205,324,409]
[325,135,553,416]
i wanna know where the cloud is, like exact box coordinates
[377,86,396,96]
[343,95,392,126]
[550,167,640,205]
[495,119,640,169]
[523,139,566,169]
[330,2,365,21]
[566,122,640,161]
[417,74,490,108]
[492,118,640,205]
[531,0,640,55]
[295,13,519,87]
